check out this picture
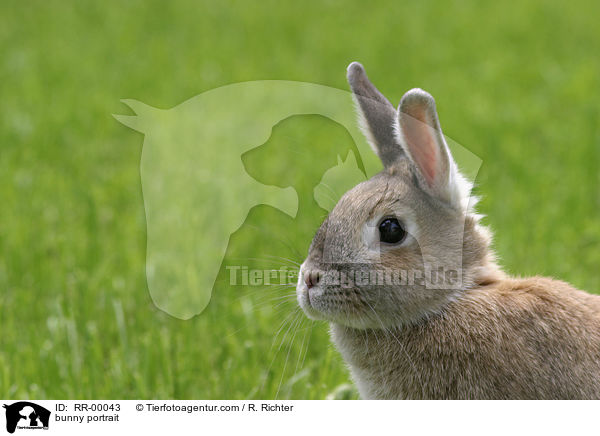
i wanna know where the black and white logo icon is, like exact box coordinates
[3,402,50,434]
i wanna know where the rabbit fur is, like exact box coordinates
[296,62,600,399]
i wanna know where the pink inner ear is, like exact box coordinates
[401,108,439,186]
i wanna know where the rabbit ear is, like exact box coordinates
[347,62,404,168]
[396,89,464,208]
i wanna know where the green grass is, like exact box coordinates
[1,0,599,399]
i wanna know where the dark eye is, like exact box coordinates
[378,217,407,244]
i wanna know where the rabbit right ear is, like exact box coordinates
[347,62,404,168]
[396,89,465,209]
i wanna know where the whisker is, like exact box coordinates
[299,321,313,369]
[275,314,303,399]
[226,256,300,269]
[241,223,304,260]
[260,254,302,267]
[255,307,301,396]
[294,319,311,374]
[271,308,300,352]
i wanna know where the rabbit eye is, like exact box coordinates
[378,217,407,244]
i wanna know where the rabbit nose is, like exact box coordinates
[304,270,321,289]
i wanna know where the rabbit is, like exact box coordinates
[296,61,600,400]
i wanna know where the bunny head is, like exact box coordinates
[297,62,498,329]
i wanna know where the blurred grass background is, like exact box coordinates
[1,0,599,398]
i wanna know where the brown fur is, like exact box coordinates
[332,276,600,399]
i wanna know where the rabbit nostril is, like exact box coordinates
[304,270,321,289]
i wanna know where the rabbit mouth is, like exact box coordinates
[296,276,325,321]
[296,264,339,321]
[298,285,352,322]
[297,263,374,325]
[297,280,375,327]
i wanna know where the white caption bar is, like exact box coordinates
[0,400,596,436]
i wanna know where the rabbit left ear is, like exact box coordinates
[347,62,404,168]
[396,88,464,208]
